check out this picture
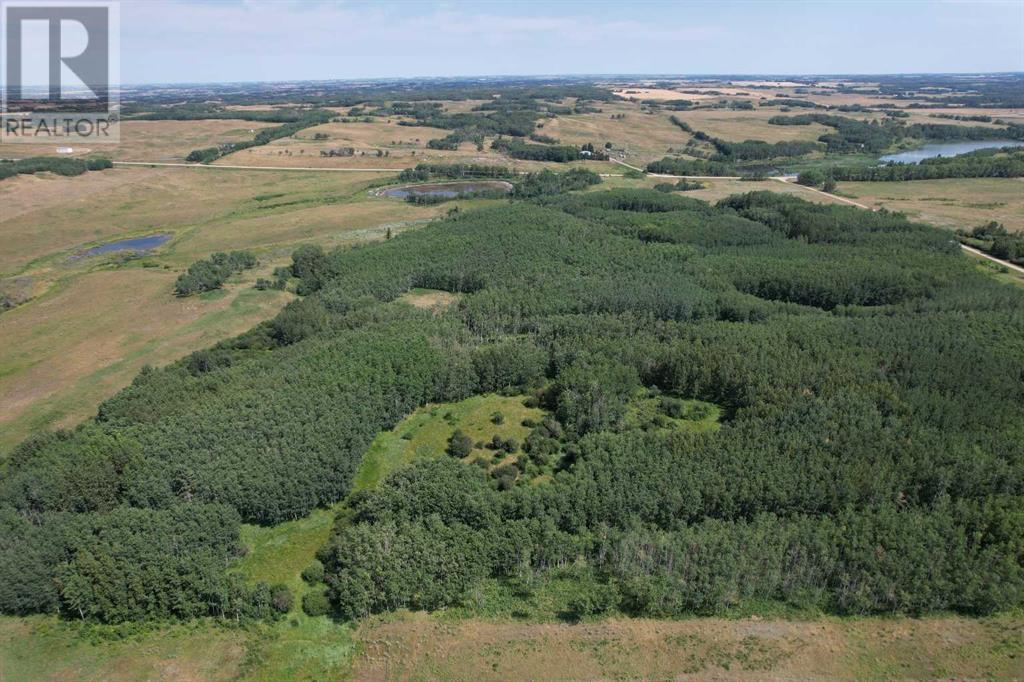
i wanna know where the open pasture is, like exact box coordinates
[0,167,410,275]
[352,611,1024,681]
[671,107,833,143]
[4,119,276,162]
[541,101,690,165]
[0,166,458,451]
[0,267,291,451]
[838,177,1024,232]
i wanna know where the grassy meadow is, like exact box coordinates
[2,119,278,163]
[0,164,477,452]
[838,177,1024,233]
[350,611,1024,681]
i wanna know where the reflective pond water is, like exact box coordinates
[80,234,171,257]
[879,140,1024,164]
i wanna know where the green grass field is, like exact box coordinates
[352,393,547,492]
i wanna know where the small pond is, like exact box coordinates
[381,181,513,199]
[79,234,171,257]
[879,140,1024,164]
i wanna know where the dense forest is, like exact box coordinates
[2,186,1022,624]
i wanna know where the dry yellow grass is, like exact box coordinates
[5,119,276,162]
[215,118,495,168]
[672,108,832,143]
[0,166,243,273]
[352,612,1024,681]
[398,288,461,310]
[542,102,687,165]
[612,87,716,101]
[0,616,249,682]
[838,177,1024,232]
[0,167,411,274]
[179,194,448,256]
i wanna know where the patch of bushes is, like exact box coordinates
[174,251,258,297]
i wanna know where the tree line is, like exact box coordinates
[0,156,112,182]
[185,110,334,164]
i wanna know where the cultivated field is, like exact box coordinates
[4,119,276,162]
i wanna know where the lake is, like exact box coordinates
[879,140,1024,164]
[381,180,513,199]
[80,234,171,257]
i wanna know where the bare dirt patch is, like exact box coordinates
[398,289,461,310]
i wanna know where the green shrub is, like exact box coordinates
[301,561,325,585]
[302,590,332,617]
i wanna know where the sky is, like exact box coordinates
[110,0,1024,83]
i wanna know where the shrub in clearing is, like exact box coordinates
[302,589,332,617]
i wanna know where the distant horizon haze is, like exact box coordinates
[52,0,1024,85]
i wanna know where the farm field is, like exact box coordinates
[671,107,834,143]
[837,177,1024,233]
[541,101,691,165]
[4,119,277,162]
